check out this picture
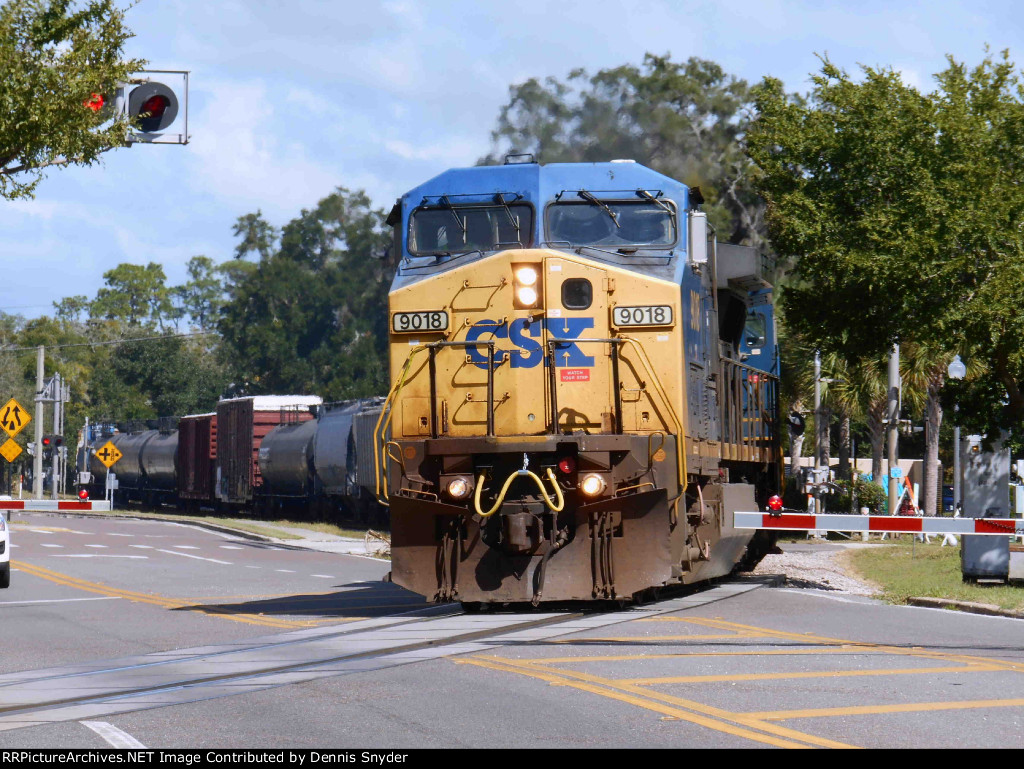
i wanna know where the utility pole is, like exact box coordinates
[887,344,900,515]
[33,346,43,499]
[814,350,823,516]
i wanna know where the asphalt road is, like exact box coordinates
[3,513,1024,749]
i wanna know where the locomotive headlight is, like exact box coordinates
[512,263,541,308]
[579,474,606,498]
[516,286,538,306]
[515,266,538,286]
[446,476,473,500]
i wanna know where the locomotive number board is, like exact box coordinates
[611,305,674,328]
[392,310,449,333]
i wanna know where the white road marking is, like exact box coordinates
[107,533,134,537]
[0,597,121,606]
[40,544,63,548]
[245,565,261,569]
[129,545,153,550]
[219,545,244,550]
[275,569,296,573]
[81,720,146,749]
[51,555,148,559]
[157,548,231,565]
[85,544,108,548]
[311,575,335,579]
[29,529,53,535]
[173,545,200,550]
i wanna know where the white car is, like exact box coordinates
[0,499,9,589]
[0,508,8,588]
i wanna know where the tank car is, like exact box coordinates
[377,158,781,605]
[90,423,178,506]
[310,398,387,523]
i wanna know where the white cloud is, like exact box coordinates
[184,78,342,216]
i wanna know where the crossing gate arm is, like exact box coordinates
[734,511,1024,536]
[0,501,112,511]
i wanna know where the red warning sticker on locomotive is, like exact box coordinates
[560,368,590,382]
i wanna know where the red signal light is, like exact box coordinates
[768,495,783,512]
[78,488,89,501]
[558,457,576,474]
[84,93,105,112]
[141,94,169,120]
[42,437,51,447]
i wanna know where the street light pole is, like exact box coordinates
[887,344,900,516]
[947,354,966,511]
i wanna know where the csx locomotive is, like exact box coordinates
[376,158,781,605]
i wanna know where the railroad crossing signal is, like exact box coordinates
[0,398,29,438]
[95,441,122,469]
[0,439,22,463]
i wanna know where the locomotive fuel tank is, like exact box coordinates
[259,419,317,497]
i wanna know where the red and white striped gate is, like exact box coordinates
[0,500,112,512]
[734,511,1024,536]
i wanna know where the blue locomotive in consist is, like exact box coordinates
[377,157,781,605]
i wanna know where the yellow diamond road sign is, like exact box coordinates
[0,438,21,463]
[0,398,29,439]
[95,441,122,469]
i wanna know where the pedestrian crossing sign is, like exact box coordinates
[0,398,30,439]
[95,441,123,469]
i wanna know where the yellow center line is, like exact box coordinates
[615,664,1002,686]
[550,633,765,643]
[670,616,1024,673]
[511,646,876,664]
[458,656,842,749]
[13,560,347,630]
[458,655,857,749]
[747,698,1024,721]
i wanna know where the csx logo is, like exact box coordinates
[465,318,595,369]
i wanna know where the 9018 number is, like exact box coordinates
[392,310,448,333]
[612,305,673,327]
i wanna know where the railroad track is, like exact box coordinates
[0,581,767,732]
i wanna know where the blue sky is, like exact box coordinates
[2,0,1021,319]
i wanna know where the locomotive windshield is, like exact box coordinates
[409,203,533,255]
[546,199,676,249]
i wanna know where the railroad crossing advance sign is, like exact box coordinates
[95,441,123,469]
[0,439,21,463]
[0,398,30,439]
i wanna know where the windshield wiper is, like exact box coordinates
[636,188,673,215]
[439,195,467,237]
[494,192,522,239]
[577,190,620,228]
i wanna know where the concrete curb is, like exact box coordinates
[907,596,1024,620]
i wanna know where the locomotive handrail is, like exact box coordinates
[546,335,687,512]
[719,357,779,463]
[373,340,497,505]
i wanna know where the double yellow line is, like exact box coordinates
[13,560,345,630]
[457,654,853,749]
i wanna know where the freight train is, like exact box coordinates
[377,157,781,606]
[77,396,386,524]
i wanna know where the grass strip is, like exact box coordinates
[847,540,1024,613]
